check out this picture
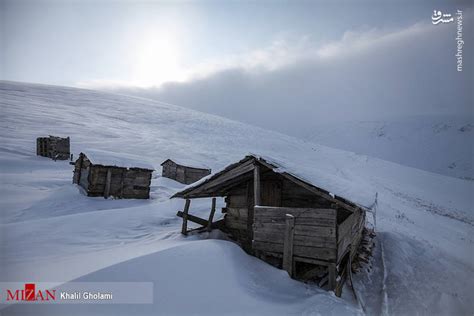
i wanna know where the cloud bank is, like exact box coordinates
[98,18,473,138]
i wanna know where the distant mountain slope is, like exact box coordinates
[303,117,473,179]
[0,81,472,315]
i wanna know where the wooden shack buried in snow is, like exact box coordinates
[36,135,70,160]
[73,151,153,199]
[172,155,368,292]
[161,159,211,184]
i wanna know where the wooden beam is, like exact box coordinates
[187,219,224,234]
[119,170,125,198]
[177,210,208,227]
[207,198,217,232]
[282,214,295,277]
[254,164,261,206]
[75,153,84,184]
[177,159,255,198]
[104,168,112,198]
[181,199,191,235]
[328,263,336,291]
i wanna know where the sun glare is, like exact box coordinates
[132,31,187,87]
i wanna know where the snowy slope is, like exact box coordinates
[303,117,474,180]
[0,81,473,315]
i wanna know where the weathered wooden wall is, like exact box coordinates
[253,206,338,262]
[336,207,366,263]
[36,136,70,160]
[280,178,332,208]
[162,160,210,184]
[222,172,342,252]
[73,154,152,199]
[224,181,252,250]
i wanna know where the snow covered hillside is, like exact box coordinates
[303,117,473,180]
[0,81,473,315]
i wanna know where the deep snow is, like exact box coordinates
[0,81,473,315]
[303,117,473,180]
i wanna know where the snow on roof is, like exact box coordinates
[83,149,154,170]
[161,158,211,170]
[175,153,375,209]
[251,153,373,208]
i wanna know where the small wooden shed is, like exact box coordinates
[172,155,367,291]
[161,159,211,184]
[73,152,153,199]
[36,135,70,160]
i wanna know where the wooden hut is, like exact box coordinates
[161,159,211,184]
[172,155,367,291]
[36,135,70,160]
[73,152,153,199]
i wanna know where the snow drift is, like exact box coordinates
[0,81,472,315]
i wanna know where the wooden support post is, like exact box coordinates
[181,199,191,235]
[328,263,336,291]
[207,198,216,232]
[282,214,295,277]
[119,170,125,198]
[104,168,112,199]
[254,164,261,206]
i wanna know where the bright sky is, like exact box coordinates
[2,0,469,88]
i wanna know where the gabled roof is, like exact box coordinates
[81,150,154,170]
[160,158,210,170]
[172,154,368,213]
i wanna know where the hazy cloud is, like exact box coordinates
[102,18,472,138]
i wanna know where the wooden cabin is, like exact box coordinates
[36,135,70,160]
[73,152,153,199]
[172,155,367,291]
[161,159,211,184]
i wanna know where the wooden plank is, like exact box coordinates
[104,168,112,198]
[253,231,336,248]
[246,181,254,251]
[181,199,191,235]
[253,241,336,260]
[254,164,261,206]
[337,213,354,241]
[328,263,336,290]
[282,214,295,276]
[254,222,336,238]
[226,207,248,219]
[227,195,247,207]
[177,209,209,227]
[257,251,333,267]
[119,170,125,198]
[225,216,247,230]
[277,171,358,213]
[207,198,216,232]
[337,234,352,263]
[261,180,282,206]
[254,206,336,219]
[254,216,336,227]
[182,159,255,197]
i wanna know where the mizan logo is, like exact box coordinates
[6,283,56,301]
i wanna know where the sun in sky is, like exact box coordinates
[131,30,187,87]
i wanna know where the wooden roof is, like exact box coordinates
[172,155,365,213]
[160,159,210,170]
[80,151,154,171]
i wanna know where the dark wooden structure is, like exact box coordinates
[161,159,211,184]
[172,155,366,291]
[73,153,153,199]
[36,135,70,160]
